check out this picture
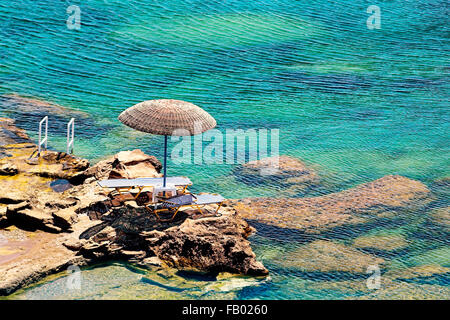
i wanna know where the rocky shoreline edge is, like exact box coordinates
[0,116,273,295]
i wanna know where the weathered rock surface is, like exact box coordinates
[0,216,99,295]
[230,175,432,233]
[76,202,268,276]
[235,155,318,194]
[6,207,60,233]
[84,149,162,180]
[149,214,267,276]
[272,240,384,273]
[26,151,90,182]
[0,144,165,234]
[0,206,7,227]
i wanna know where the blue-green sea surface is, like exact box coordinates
[0,0,448,299]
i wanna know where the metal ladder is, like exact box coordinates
[37,116,48,156]
[35,116,75,157]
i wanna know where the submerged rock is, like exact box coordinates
[0,94,89,119]
[310,276,450,300]
[272,240,384,273]
[406,247,450,267]
[429,206,450,233]
[384,264,450,281]
[352,234,409,252]
[230,175,432,233]
[235,155,318,194]
[355,280,450,300]
[430,176,449,198]
[0,117,33,146]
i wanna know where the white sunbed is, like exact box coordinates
[97,176,193,199]
[146,193,226,222]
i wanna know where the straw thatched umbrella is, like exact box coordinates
[118,99,216,187]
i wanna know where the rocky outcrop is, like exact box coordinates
[230,175,433,233]
[0,163,18,176]
[76,202,268,276]
[0,119,159,233]
[83,149,162,180]
[26,151,90,182]
[148,214,268,276]
[234,155,319,194]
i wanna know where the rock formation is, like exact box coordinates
[83,149,162,180]
[74,201,268,277]
[0,118,268,295]
[229,175,433,233]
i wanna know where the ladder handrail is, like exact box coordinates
[67,118,75,154]
[38,116,48,156]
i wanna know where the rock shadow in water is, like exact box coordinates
[0,95,113,140]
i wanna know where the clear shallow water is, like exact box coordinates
[0,0,449,299]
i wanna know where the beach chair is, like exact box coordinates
[97,176,192,200]
[145,193,226,222]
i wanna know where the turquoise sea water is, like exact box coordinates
[0,1,449,299]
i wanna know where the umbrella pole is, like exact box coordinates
[163,135,167,187]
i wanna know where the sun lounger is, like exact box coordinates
[145,193,226,222]
[97,176,192,199]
